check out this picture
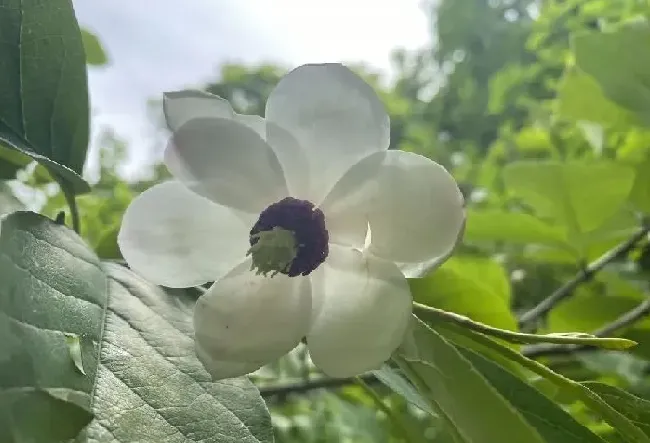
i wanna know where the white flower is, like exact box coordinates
[117,63,465,380]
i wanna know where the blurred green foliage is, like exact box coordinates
[4,0,650,441]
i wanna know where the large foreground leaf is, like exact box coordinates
[394,319,545,443]
[372,365,434,416]
[459,347,606,443]
[0,212,273,442]
[0,0,90,193]
[583,382,650,438]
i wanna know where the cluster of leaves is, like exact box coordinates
[3,0,650,442]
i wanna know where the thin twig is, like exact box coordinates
[258,374,378,398]
[523,297,650,358]
[594,297,650,336]
[518,225,649,330]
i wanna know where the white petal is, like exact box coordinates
[234,113,266,137]
[398,218,467,278]
[322,150,465,267]
[265,122,311,199]
[164,117,289,214]
[307,246,412,378]
[319,152,385,249]
[163,90,234,133]
[117,181,251,288]
[266,63,390,202]
[164,89,268,138]
[194,261,311,368]
[195,344,265,380]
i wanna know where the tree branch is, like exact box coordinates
[258,374,378,398]
[523,297,650,358]
[518,225,649,330]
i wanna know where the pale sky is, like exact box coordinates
[73,0,431,178]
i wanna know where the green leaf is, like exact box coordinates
[426,319,650,443]
[395,319,546,443]
[0,389,94,443]
[573,19,650,124]
[0,0,91,194]
[372,365,435,416]
[94,224,121,259]
[409,257,517,330]
[0,145,30,179]
[547,274,649,334]
[464,209,572,250]
[415,315,525,377]
[579,121,605,156]
[556,67,640,128]
[0,212,273,442]
[64,333,86,375]
[0,145,57,182]
[503,160,635,236]
[0,211,105,440]
[629,153,650,214]
[582,382,650,438]
[459,347,607,443]
[81,28,108,66]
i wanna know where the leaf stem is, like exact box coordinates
[518,225,649,330]
[413,302,635,349]
[523,297,650,358]
[62,184,81,234]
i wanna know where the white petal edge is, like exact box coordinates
[194,260,312,374]
[164,117,289,214]
[319,151,385,249]
[117,181,251,288]
[307,245,412,378]
[234,113,266,138]
[398,218,467,278]
[164,89,268,138]
[195,344,266,380]
[265,122,312,200]
[265,63,390,202]
[322,150,465,266]
[228,114,313,200]
[163,90,234,133]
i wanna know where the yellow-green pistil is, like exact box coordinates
[247,227,299,277]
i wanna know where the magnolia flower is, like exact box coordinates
[118,63,464,380]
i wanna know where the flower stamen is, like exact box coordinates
[249,197,329,277]
[247,227,298,277]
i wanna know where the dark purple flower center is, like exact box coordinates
[250,197,329,277]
